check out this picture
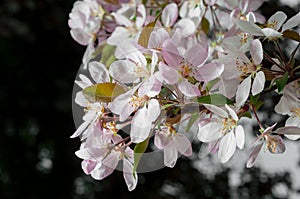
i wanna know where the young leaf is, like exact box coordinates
[283,30,300,42]
[197,94,233,106]
[133,138,150,175]
[201,17,210,35]
[82,83,126,103]
[138,13,161,48]
[275,72,289,93]
[100,45,116,67]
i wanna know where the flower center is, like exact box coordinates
[129,95,148,108]
[267,20,278,30]
[181,64,192,78]
[291,107,300,118]
[221,118,237,134]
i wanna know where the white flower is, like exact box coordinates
[197,104,245,163]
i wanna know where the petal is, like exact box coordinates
[267,11,287,30]
[174,18,196,36]
[130,106,152,143]
[148,28,170,49]
[225,104,238,121]
[196,63,224,82]
[161,40,182,67]
[75,147,107,160]
[235,20,263,36]
[282,12,300,31]
[235,125,245,149]
[204,104,228,118]
[162,3,178,27]
[88,61,110,83]
[174,134,192,156]
[158,62,180,85]
[185,43,208,67]
[235,76,251,107]
[91,152,118,180]
[218,132,237,163]
[251,71,265,96]
[75,91,88,107]
[274,96,290,115]
[246,142,263,168]
[71,120,89,138]
[123,158,138,191]
[147,99,161,122]
[250,39,263,65]
[109,60,138,84]
[154,130,171,149]
[164,144,178,168]
[197,122,223,142]
[75,74,93,89]
[81,160,97,174]
[178,80,201,97]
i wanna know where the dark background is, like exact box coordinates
[0,0,299,198]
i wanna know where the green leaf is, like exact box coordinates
[161,103,175,110]
[82,83,126,103]
[186,113,200,132]
[206,78,220,92]
[239,111,252,119]
[201,17,210,35]
[133,138,150,175]
[100,45,116,67]
[275,72,289,93]
[197,94,233,106]
[283,30,300,42]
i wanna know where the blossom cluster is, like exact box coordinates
[69,0,300,191]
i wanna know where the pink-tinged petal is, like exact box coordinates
[248,0,264,11]
[154,130,171,149]
[197,122,223,142]
[88,61,110,83]
[268,11,287,30]
[164,144,178,168]
[261,28,282,39]
[161,3,178,27]
[123,158,138,191]
[185,43,208,67]
[218,132,237,163]
[235,20,263,36]
[246,141,263,168]
[266,135,285,154]
[158,62,180,84]
[204,104,228,118]
[75,91,88,107]
[225,104,238,121]
[91,153,119,180]
[251,71,265,96]
[109,60,138,84]
[120,101,136,122]
[75,74,93,89]
[218,78,239,99]
[235,125,245,149]
[148,28,170,49]
[130,106,152,143]
[235,76,251,107]
[147,99,161,122]
[208,140,220,154]
[250,39,263,65]
[178,80,201,97]
[196,63,224,82]
[161,40,182,67]
[174,134,192,156]
[282,12,300,31]
[81,160,97,174]
[174,18,196,36]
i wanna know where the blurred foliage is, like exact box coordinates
[0,0,299,198]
